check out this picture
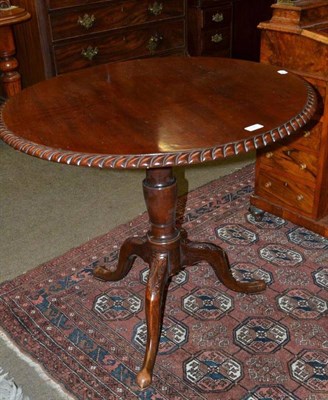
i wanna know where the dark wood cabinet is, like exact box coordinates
[231,0,274,61]
[187,0,274,60]
[11,0,187,87]
[187,0,232,57]
[11,0,274,88]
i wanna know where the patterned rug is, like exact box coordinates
[0,164,327,400]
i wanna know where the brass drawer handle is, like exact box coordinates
[77,14,95,30]
[147,34,163,54]
[81,46,98,61]
[264,181,272,189]
[211,33,223,43]
[303,130,311,138]
[297,194,304,201]
[300,163,307,170]
[212,12,224,23]
[148,1,163,16]
[266,152,273,159]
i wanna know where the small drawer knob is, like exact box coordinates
[81,46,98,61]
[300,163,307,170]
[264,181,272,188]
[148,2,163,15]
[303,130,311,138]
[266,152,273,159]
[297,194,304,201]
[212,12,224,23]
[77,14,96,30]
[147,34,163,54]
[211,33,223,43]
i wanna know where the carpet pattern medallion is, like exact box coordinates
[1,165,327,399]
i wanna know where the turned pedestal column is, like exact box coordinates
[0,3,30,97]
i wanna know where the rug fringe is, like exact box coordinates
[0,329,75,400]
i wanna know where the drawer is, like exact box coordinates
[46,0,112,10]
[47,0,119,11]
[289,120,322,153]
[53,20,185,74]
[201,5,232,30]
[255,171,315,216]
[50,0,185,41]
[200,26,231,54]
[259,145,318,184]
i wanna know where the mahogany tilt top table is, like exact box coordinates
[0,57,317,388]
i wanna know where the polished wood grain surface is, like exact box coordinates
[1,56,316,168]
[0,4,30,97]
[50,0,185,41]
[12,0,187,87]
[251,0,328,236]
[53,20,185,75]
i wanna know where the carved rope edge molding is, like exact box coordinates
[0,83,317,169]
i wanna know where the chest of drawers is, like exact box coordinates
[250,1,328,237]
[187,0,274,60]
[12,0,187,87]
[187,0,232,57]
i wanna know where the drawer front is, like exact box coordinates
[202,5,232,30]
[290,121,322,153]
[200,27,230,54]
[259,145,318,184]
[255,171,315,215]
[50,0,185,41]
[47,0,122,11]
[53,20,185,74]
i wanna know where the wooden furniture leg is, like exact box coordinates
[0,4,30,97]
[94,167,266,388]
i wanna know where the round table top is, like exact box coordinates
[0,57,316,169]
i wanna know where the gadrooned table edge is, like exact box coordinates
[0,82,317,169]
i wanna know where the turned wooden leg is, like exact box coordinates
[0,25,20,97]
[136,168,180,388]
[181,241,266,293]
[136,252,169,388]
[94,236,149,281]
[0,7,30,98]
[95,167,180,389]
